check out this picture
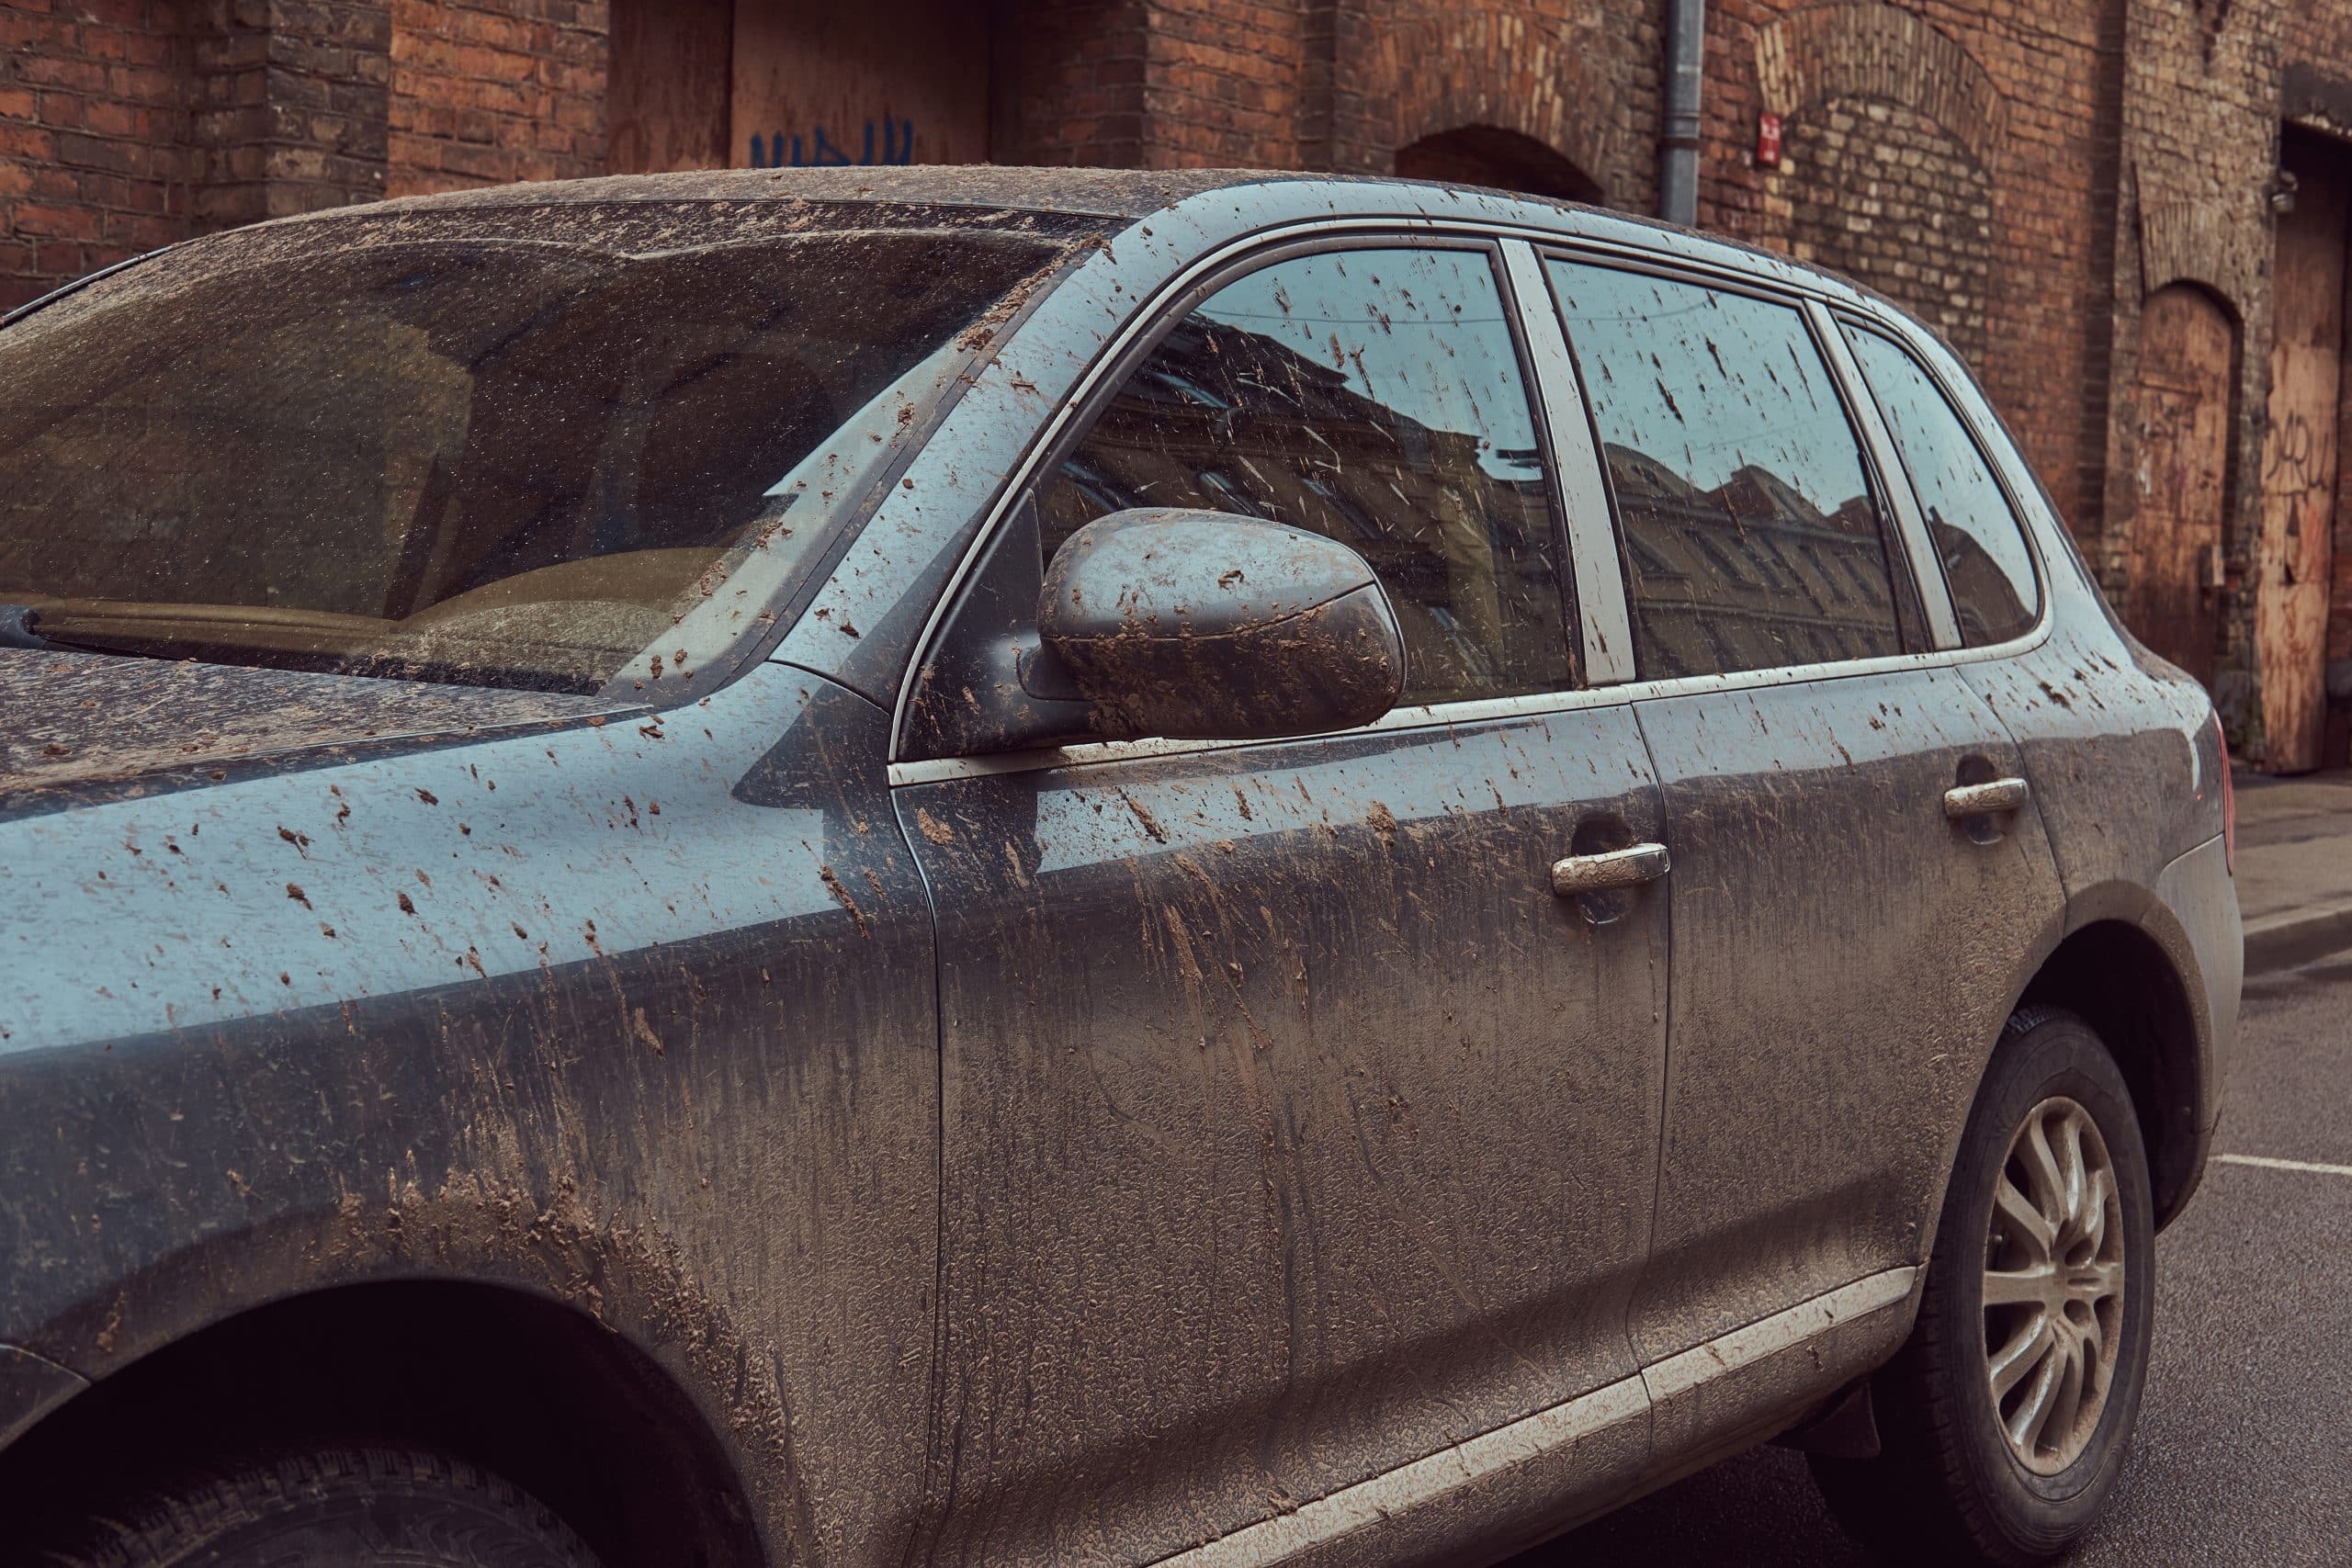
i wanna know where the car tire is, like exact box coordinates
[35,1442,601,1568]
[1810,1006,2155,1567]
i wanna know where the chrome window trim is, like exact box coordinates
[1498,238,1636,684]
[1808,297,1964,650]
[884,614,2055,787]
[887,211,1876,761]
[885,208,2050,766]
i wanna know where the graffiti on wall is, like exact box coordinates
[747,119,917,168]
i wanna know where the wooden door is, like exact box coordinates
[2258,164,2347,773]
[730,0,989,169]
[2130,285,2236,688]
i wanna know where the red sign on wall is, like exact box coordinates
[1757,111,1784,169]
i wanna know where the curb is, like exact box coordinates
[2245,903,2352,976]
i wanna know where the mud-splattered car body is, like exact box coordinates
[0,170,2238,1567]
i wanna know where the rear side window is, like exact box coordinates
[1842,324,2041,645]
[1039,246,1572,705]
[1546,260,1905,679]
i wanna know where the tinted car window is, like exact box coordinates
[1546,261,1905,678]
[0,218,1065,692]
[1843,323,2041,645]
[1040,247,1571,705]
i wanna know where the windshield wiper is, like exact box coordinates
[0,604,183,664]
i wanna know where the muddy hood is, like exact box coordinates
[0,649,630,803]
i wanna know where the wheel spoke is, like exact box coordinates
[2069,1258,2124,1305]
[2018,1116,2068,1232]
[2077,1301,2107,1371]
[2007,1339,2064,1452]
[1993,1173,2055,1261]
[1984,1093,2127,1474]
[1988,1308,2054,1400]
[2074,1168,2110,1258]
[2044,1327,2087,1451]
[1984,1263,2054,1307]
[2054,1109,2091,1236]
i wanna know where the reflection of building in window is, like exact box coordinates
[1604,443,1903,677]
[1040,288,1570,705]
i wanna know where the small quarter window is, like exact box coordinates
[1547,260,1906,679]
[1040,247,1573,705]
[1842,324,2041,645]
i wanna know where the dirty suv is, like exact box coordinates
[0,170,2240,1568]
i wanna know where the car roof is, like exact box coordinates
[356,165,1300,220]
[332,164,1872,304]
[28,164,1901,353]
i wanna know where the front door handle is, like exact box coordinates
[1551,842,1670,897]
[1944,777,2030,818]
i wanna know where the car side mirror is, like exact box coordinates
[1038,508,1407,741]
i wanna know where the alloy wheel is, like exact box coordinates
[1981,1094,2127,1475]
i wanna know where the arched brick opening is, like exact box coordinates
[1396,125,1602,202]
[1776,96,1994,365]
[1752,6,2007,365]
[1383,12,1616,206]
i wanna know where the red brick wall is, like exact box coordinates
[387,0,605,197]
[9,0,2352,756]
[992,1,1151,168]
[0,0,188,311]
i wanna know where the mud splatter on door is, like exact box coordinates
[2129,284,2236,690]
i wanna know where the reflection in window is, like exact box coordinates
[1040,247,1572,705]
[1843,325,2040,646]
[1546,262,1905,678]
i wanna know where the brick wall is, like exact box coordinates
[387,0,605,197]
[0,0,188,310]
[10,0,2352,761]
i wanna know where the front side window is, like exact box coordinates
[1842,323,2041,645]
[0,208,1072,691]
[1039,246,1572,706]
[1547,260,1907,679]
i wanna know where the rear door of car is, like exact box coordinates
[890,234,1668,1563]
[1537,254,2067,1459]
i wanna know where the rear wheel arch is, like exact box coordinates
[2013,917,2207,1226]
[0,1280,766,1568]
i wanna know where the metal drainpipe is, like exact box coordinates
[1659,0,1705,227]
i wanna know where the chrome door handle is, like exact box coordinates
[1551,842,1670,897]
[1944,777,2030,818]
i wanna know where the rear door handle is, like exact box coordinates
[1551,842,1670,897]
[1944,777,2030,818]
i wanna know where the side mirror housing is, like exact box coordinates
[1039,508,1407,741]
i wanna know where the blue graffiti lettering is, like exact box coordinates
[747,118,916,169]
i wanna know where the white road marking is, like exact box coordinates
[2216,1153,2352,1179]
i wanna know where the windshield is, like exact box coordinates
[0,204,1071,691]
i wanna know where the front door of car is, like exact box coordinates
[893,242,1668,1565]
[1543,259,2065,1455]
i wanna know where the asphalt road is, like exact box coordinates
[1508,953,2352,1567]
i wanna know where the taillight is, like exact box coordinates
[2216,709,2235,875]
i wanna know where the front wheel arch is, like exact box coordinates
[0,1280,764,1568]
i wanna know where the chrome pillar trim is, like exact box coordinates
[1499,239,1638,685]
[1809,299,1962,650]
[1644,1268,1918,1404]
[1148,1373,1649,1568]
